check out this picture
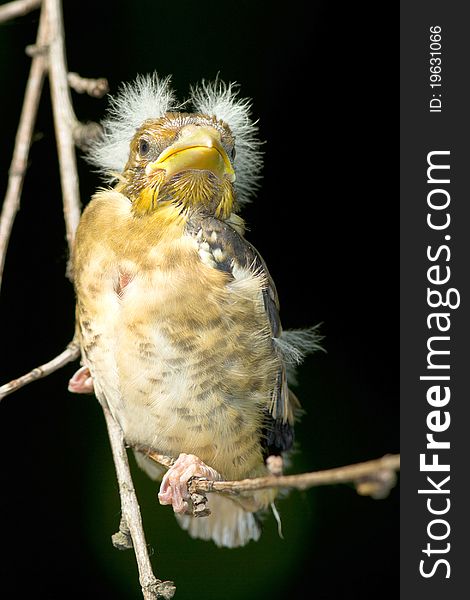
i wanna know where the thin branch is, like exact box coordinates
[111,514,133,551]
[0,5,48,292]
[139,448,400,512]
[0,338,80,401]
[72,120,103,151]
[102,405,176,600]
[195,454,400,497]
[1,4,167,596]
[44,0,81,260]
[41,3,168,597]
[67,71,109,98]
[0,0,41,23]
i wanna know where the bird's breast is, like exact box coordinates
[76,202,277,479]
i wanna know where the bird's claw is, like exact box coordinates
[158,453,221,514]
[68,366,94,394]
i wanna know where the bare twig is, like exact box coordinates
[67,71,109,98]
[137,448,176,470]
[41,2,167,596]
[1,2,168,597]
[0,338,80,401]
[111,515,133,551]
[0,6,48,292]
[0,0,41,23]
[44,0,81,260]
[72,120,103,151]
[140,448,400,515]
[193,453,400,497]
[102,405,176,600]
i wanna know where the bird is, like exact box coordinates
[68,73,320,548]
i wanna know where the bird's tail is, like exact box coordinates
[175,494,261,548]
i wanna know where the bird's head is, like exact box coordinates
[87,74,263,219]
[121,113,236,218]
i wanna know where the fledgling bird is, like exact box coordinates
[69,73,319,548]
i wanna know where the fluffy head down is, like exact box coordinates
[87,73,263,206]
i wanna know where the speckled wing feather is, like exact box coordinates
[186,214,296,457]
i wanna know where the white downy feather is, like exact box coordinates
[274,325,324,384]
[86,73,177,179]
[175,494,261,548]
[86,72,263,205]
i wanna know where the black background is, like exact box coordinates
[0,2,398,599]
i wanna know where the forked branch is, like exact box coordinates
[0,2,48,292]
[1,1,171,598]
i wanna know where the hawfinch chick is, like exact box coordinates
[69,74,319,548]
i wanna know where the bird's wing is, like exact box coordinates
[186,214,297,457]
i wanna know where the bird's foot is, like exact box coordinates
[68,366,94,394]
[158,453,222,514]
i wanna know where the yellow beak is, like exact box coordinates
[146,125,235,182]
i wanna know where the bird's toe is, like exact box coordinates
[158,453,221,514]
[68,366,94,394]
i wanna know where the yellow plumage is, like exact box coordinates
[75,189,279,482]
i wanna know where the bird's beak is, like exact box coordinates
[145,125,235,183]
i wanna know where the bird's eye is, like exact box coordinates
[229,146,236,161]
[139,138,151,156]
